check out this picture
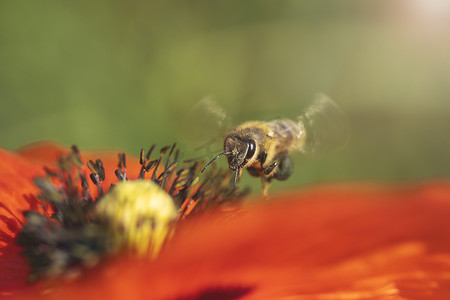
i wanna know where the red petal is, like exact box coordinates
[0,147,46,295]
[17,142,142,187]
[0,142,142,296]
[9,181,450,299]
[16,142,70,167]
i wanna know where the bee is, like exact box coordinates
[201,94,349,197]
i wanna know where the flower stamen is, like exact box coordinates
[17,144,248,281]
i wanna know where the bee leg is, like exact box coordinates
[274,155,293,181]
[261,176,272,199]
[247,166,260,178]
[263,161,278,176]
[260,152,290,197]
[260,162,278,198]
[258,150,267,168]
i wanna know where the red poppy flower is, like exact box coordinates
[1,142,450,299]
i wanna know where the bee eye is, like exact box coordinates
[246,139,256,160]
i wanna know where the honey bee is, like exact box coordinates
[201,94,349,197]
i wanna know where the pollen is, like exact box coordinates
[94,180,177,258]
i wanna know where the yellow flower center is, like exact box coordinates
[94,180,177,258]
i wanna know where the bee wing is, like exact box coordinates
[192,95,233,132]
[298,93,350,157]
[177,95,233,158]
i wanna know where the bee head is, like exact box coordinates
[201,135,257,187]
[223,136,256,170]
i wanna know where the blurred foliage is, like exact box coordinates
[1,0,450,193]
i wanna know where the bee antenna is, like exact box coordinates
[201,151,232,173]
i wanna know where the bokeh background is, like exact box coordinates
[1,0,450,193]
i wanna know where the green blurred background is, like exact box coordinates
[1,0,450,193]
